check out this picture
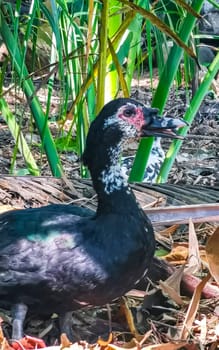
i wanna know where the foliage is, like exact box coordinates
[0,0,218,180]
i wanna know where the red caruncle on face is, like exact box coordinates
[118,105,145,131]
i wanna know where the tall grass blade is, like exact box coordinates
[0,98,40,175]
[0,13,63,177]
[129,0,205,182]
[108,38,129,97]
[157,52,219,183]
[119,0,197,59]
[105,1,122,101]
[96,1,109,112]
[153,0,205,111]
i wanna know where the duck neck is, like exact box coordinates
[88,141,136,215]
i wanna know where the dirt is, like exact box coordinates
[130,73,219,186]
[1,71,218,187]
[0,71,219,348]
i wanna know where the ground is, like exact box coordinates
[0,70,218,350]
[130,73,219,186]
[1,70,218,186]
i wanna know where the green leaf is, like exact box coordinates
[119,0,197,59]
[0,13,63,177]
[0,98,40,176]
[157,51,219,182]
[130,0,205,182]
[55,136,78,152]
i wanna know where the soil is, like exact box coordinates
[130,73,219,186]
[0,71,218,347]
[1,71,219,187]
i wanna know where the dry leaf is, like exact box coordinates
[141,342,188,350]
[159,264,185,305]
[126,289,147,298]
[158,225,179,237]
[198,316,207,345]
[60,333,72,348]
[120,297,140,337]
[11,335,46,350]
[159,280,184,305]
[108,341,188,350]
[40,344,89,350]
[35,348,60,350]
[120,331,152,349]
[206,227,219,283]
[180,273,211,339]
[184,219,201,274]
[163,244,188,264]
[163,264,185,295]
[97,333,113,347]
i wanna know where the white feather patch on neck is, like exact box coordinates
[100,143,128,194]
[101,164,128,194]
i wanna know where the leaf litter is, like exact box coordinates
[0,75,218,350]
[0,219,217,350]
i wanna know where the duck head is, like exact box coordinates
[107,98,188,139]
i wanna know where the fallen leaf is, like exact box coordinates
[206,227,219,283]
[158,225,180,237]
[120,297,140,338]
[159,280,184,305]
[162,244,188,264]
[143,343,190,350]
[215,322,219,338]
[184,219,201,274]
[108,341,188,350]
[97,333,113,347]
[60,333,72,348]
[180,273,211,340]
[121,331,152,349]
[11,335,46,350]
[163,264,185,295]
[198,316,207,344]
[125,289,147,298]
[34,348,60,350]
[159,264,185,305]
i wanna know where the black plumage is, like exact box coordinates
[0,98,186,341]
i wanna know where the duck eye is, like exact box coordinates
[123,108,134,117]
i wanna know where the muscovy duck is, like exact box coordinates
[122,137,165,183]
[0,98,186,341]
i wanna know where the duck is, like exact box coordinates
[0,98,186,342]
[122,137,165,183]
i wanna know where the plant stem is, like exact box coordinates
[129,0,205,182]
[0,13,63,177]
[96,1,109,113]
[157,51,219,183]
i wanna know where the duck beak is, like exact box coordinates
[141,107,188,139]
